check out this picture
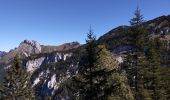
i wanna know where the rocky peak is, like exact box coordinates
[63,41,80,46]
[0,40,42,65]
[21,40,39,46]
[20,40,41,52]
[18,40,41,56]
[0,51,6,59]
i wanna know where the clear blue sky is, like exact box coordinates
[0,0,170,52]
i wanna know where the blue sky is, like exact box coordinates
[0,0,170,52]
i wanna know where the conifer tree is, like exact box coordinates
[65,27,134,100]
[143,37,168,100]
[0,56,35,100]
[129,7,146,49]
[130,7,144,26]
[123,7,147,100]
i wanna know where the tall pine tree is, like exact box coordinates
[65,27,134,100]
[123,7,147,100]
[129,7,144,26]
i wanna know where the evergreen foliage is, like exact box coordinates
[64,27,134,100]
[0,56,35,100]
[124,6,146,100]
[141,37,170,100]
[122,29,170,100]
[130,7,144,26]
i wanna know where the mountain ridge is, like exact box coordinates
[0,40,80,66]
[98,15,170,53]
[0,14,170,99]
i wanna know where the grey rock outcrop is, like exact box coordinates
[19,40,41,56]
[0,51,6,59]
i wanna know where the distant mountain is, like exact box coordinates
[0,40,42,65]
[0,51,6,59]
[41,41,80,53]
[0,39,80,98]
[0,40,80,66]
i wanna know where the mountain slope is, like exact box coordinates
[0,40,81,99]
[98,15,170,54]
[28,49,80,99]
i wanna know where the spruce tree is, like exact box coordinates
[65,27,134,100]
[0,56,35,100]
[130,7,144,26]
[122,6,147,100]
[129,7,144,90]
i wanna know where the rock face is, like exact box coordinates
[25,52,72,73]
[0,40,80,99]
[27,52,78,99]
[112,45,135,54]
[19,40,42,56]
[0,40,42,65]
[26,57,45,73]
